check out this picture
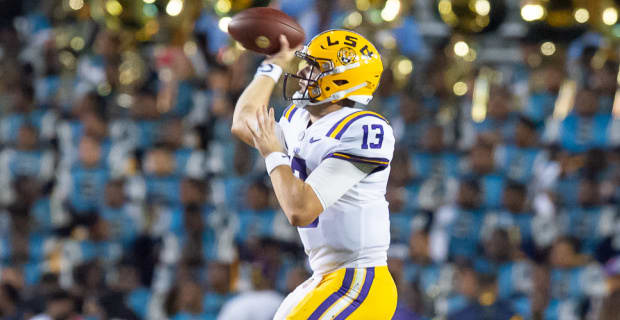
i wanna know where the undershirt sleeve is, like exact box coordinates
[305,157,377,210]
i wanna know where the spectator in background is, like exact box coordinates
[160,119,206,178]
[545,236,607,319]
[99,179,143,247]
[590,62,617,114]
[0,124,55,205]
[3,201,48,286]
[477,86,519,144]
[31,290,80,320]
[283,265,310,295]
[75,29,121,96]
[431,179,486,262]
[60,99,109,152]
[449,268,518,320]
[413,125,459,180]
[208,95,241,176]
[599,257,620,320]
[142,146,182,206]
[0,82,54,145]
[461,86,518,148]
[126,88,166,152]
[203,261,235,319]
[495,116,547,184]
[57,93,121,170]
[0,283,22,320]
[113,261,151,320]
[387,150,420,212]
[387,186,415,245]
[558,178,616,256]
[210,140,255,212]
[146,174,210,243]
[544,88,612,152]
[167,280,208,320]
[388,149,414,189]
[234,179,277,249]
[484,181,540,256]
[216,261,283,320]
[180,204,217,262]
[477,228,535,317]
[56,135,110,216]
[19,273,62,317]
[550,149,584,208]
[463,138,505,209]
[411,124,459,210]
[522,64,564,123]
[405,230,449,316]
[479,229,514,268]
[388,244,423,320]
[71,260,104,299]
[89,290,140,320]
[393,94,429,150]
[602,147,620,204]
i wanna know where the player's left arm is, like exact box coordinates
[246,104,326,226]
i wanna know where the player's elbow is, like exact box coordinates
[230,122,244,139]
[286,204,321,227]
[287,211,313,227]
[230,114,253,140]
[287,212,305,227]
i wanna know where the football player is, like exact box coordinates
[231,30,397,319]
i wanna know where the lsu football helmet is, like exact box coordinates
[283,29,383,106]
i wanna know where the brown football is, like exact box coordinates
[227,7,305,55]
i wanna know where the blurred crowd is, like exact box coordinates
[0,1,619,320]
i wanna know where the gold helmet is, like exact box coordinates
[283,29,383,106]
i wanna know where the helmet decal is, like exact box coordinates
[337,47,357,65]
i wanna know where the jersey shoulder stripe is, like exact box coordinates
[325,110,388,140]
[324,152,390,167]
[283,104,298,122]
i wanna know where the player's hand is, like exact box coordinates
[246,105,285,157]
[264,35,302,68]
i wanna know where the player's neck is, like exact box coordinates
[306,103,343,123]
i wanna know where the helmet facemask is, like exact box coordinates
[283,49,334,106]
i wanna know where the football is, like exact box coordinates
[227,7,305,55]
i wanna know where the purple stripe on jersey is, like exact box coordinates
[287,107,298,121]
[326,112,358,137]
[323,153,390,167]
[308,268,355,320]
[333,114,386,140]
[324,111,388,139]
[333,267,376,320]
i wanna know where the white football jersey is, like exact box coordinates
[277,104,395,274]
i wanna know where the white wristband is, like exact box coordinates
[265,152,290,174]
[255,63,283,83]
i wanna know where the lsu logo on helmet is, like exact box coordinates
[337,47,357,65]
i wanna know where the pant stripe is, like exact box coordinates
[308,268,355,320]
[333,267,376,320]
[318,269,367,320]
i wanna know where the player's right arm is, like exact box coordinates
[231,35,298,147]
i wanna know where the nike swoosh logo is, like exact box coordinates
[309,137,321,143]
